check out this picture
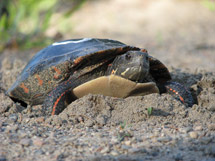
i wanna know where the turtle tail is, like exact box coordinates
[158,81,194,107]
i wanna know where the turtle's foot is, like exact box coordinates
[42,86,76,115]
[161,81,194,107]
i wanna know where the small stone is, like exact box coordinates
[121,145,131,150]
[194,126,203,131]
[208,105,215,111]
[111,137,119,144]
[200,137,212,144]
[36,117,45,123]
[23,118,30,123]
[204,145,215,157]
[0,93,12,113]
[110,150,118,156]
[178,127,192,133]
[51,116,63,126]
[173,153,183,161]
[0,155,7,161]
[85,119,94,127]
[48,132,55,138]
[157,136,172,143]
[34,149,45,155]
[62,120,68,124]
[6,125,18,133]
[33,137,44,146]
[100,147,110,154]
[2,58,13,70]
[96,116,106,126]
[8,114,18,123]
[19,131,27,138]
[129,147,140,153]
[189,131,198,139]
[208,124,215,131]
[151,150,159,157]
[20,138,31,146]
[57,153,65,160]
[129,148,147,154]
[124,140,131,146]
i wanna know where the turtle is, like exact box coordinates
[6,38,193,115]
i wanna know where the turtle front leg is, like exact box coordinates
[158,81,194,107]
[42,80,78,115]
[42,72,97,115]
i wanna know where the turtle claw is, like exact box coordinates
[162,81,194,107]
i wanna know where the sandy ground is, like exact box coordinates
[0,0,215,160]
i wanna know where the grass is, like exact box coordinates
[0,0,86,52]
[147,107,153,116]
[0,0,56,51]
[202,0,215,11]
[117,121,132,141]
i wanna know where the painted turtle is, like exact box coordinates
[7,38,193,115]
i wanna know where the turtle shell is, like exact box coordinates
[7,38,171,105]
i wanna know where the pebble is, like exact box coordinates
[34,149,45,155]
[208,124,215,131]
[157,136,172,143]
[32,137,44,146]
[6,125,18,133]
[124,140,131,146]
[0,155,7,161]
[0,121,3,128]
[19,138,31,147]
[85,119,94,127]
[208,105,215,111]
[110,150,118,156]
[96,116,106,126]
[173,153,183,161]
[100,147,110,154]
[18,130,27,138]
[129,147,147,154]
[111,137,119,144]
[200,137,212,144]
[2,58,13,70]
[8,114,18,123]
[9,134,19,143]
[189,131,198,139]
[204,145,215,157]
[35,117,45,123]
[121,145,131,150]
[194,125,203,131]
[23,118,30,123]
[178,127,193,133]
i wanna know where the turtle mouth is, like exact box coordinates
[124,64,149,82]
[118,56,150,82]
[138,65,149,82]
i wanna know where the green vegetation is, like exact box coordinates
[147,107,153,116]
[117,121,132,141]
[0,0,86,51]
[120,121,127,129]
[117,130,132,142]
[202,0,215,11]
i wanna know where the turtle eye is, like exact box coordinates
[125,54,131,60]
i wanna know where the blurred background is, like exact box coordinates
[0,0,215,70]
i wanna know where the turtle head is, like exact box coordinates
[107,51,149,82]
